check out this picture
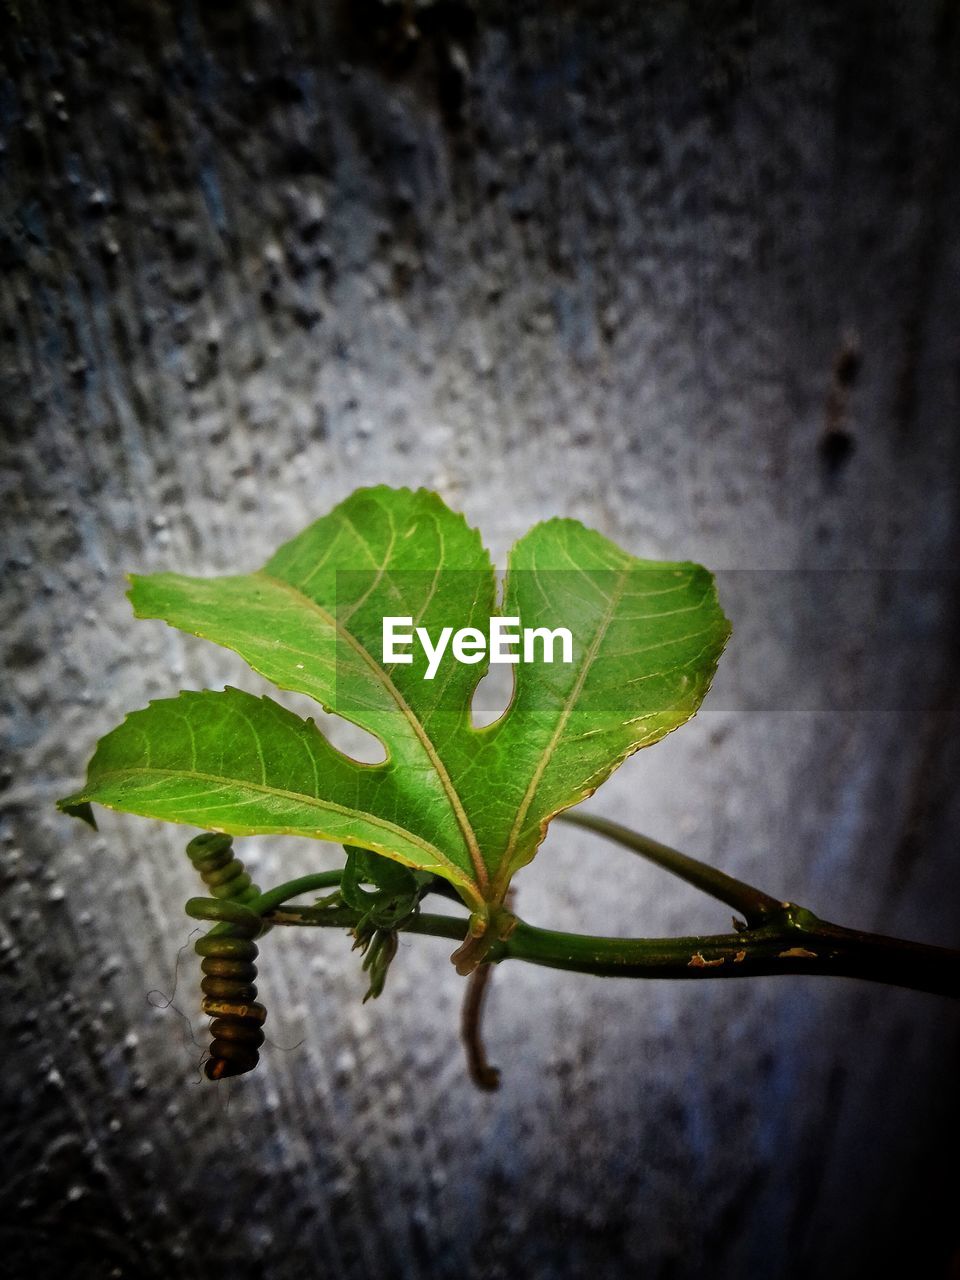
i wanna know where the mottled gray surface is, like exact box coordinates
[2,2,959,1277]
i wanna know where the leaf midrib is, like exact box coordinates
[88,763,478,898]
[255,571,489,894]
[493,562,632,894]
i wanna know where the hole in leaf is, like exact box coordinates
[246,683,387,764]
[470,662,515,728]
[312,709,388,765]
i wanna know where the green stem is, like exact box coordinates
[270,903,466,940]
[267,897,960,999]
[499,914,960,998]
[246,870,343,916]
[231,823,960,999]
[556,811,783,926]
[200,870,345,939]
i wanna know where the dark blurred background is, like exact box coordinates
[2,2,959,1277]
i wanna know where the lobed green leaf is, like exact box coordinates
[59,486,731,919]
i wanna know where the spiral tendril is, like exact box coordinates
[185,833,267,1080]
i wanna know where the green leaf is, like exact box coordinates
[340,846,425,926]
[62,684,481,897]
[59,487,730,940]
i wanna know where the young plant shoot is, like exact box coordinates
[58,486,960,1087]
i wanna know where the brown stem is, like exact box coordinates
[460,963,501,1092]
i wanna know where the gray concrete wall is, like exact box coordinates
[2,2,959,1277]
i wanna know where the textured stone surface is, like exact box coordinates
[2,2,959,1277]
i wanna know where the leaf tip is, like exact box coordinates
[125,571,153,618]
[57,797,98,829]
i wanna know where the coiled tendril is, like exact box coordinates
[184,833,267,1080]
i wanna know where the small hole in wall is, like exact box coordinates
[818,427,856,473]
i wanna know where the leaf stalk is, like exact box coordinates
[556,810,783,926]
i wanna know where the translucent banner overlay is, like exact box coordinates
[328,568,957,719]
